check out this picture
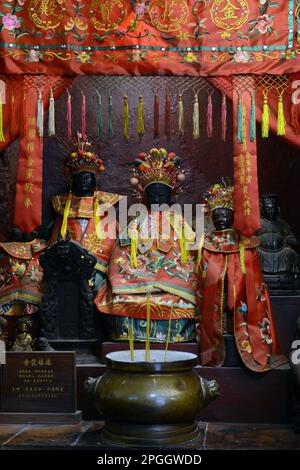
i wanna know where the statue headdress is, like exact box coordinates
[203,181,234,212]
[130,148,185,190]
[61,132,104,241]
[64,132,105,174]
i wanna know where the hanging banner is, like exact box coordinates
[232,75,260,237]
[14,85,43,232]
[0,1,298,76]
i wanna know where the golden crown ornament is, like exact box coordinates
[64,132,105,174]
[130,148,185,190]
[203,181,234,212]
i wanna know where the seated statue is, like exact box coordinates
[11,316,34,352]
[257,194,300,290]
[94,148,197,343]
[196,183,286,372]
[0,228,47,320]
[50,133,123,294]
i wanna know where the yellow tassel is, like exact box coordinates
[239,240,246,275]
[261,95,270,138]
[129,318,135,362]
[145,291,151,362]
[93,197,102,241]
[0,95,5,143]
[137,95,144,137]
[277,95,286,136]
[61,192,72,239]
[130,223,138,268]
[123,95,129,141]
[164,303,174,360]
[196,234,205,273]
[179,224,187,265]
[220,255,228,334]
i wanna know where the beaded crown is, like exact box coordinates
[203,182,234,212]
[132,148,183,189]
[64,132,105,174]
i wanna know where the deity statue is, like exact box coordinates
[0,228,47,319]
[94,148,197,343]
[257,194,300,290]
[11,316,34,352]
[50,133,123,293]
[196,183,286,372]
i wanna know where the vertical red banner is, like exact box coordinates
[14,86,43,232]
[232,76,260,238]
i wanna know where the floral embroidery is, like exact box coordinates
[259,317,273,344]
[2,14,20,31]
[254,14,274,34]
[75,51,94,63]
[241,339,252,353]
[233,50,250,63]
[181,51,199,63]
[27,49,43,62]
[237,300,248,316]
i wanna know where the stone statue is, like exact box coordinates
[257,194,300,290]
[196,183,286,372]
[11,316,34,352]
[94,148,197,343]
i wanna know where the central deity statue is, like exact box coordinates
[94,148,197,343]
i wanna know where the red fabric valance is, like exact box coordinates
[0,1,299,76]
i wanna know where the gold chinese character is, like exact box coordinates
[24,197,33,208]
[25,182,34,193]
[26,143,35,152]
[28,117,36,126]
[28,128,36,140]
[220,1,239,20]
[27,168,34,180]
[28,157,34,167]
[38,0,57,17]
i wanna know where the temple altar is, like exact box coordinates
[0,0,300,456]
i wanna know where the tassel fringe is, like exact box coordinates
[96,92,102,140]
[48,89,55,136]
[193,94,200,140]
[277,95,286,136]
[67,90,72,140]
[261,96,270,138]
[206,94,213,138]
[221,94,227,142]
[108,95,113,140]
[123,95,129,141]
[0,95,4,143]
[37,89,44,139]
[250,92,256,142]
[178,94,184,138]
[130,224,138,268]
[137,95,144,137]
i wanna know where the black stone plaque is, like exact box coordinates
[0,352,81,423]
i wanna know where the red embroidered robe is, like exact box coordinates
[50,191,122,275]
[197,229,286,372]
[0,239,47,311]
